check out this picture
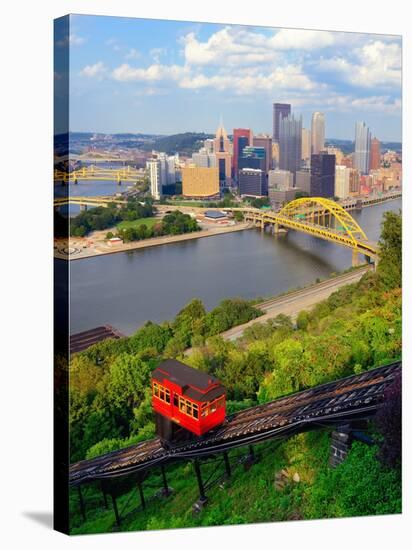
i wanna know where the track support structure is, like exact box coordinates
[193,459,207,512]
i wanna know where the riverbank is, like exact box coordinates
[183,266,371,354]
[54,222,251,260]
[223,266,371,340]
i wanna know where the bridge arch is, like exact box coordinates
[277,197,368,248]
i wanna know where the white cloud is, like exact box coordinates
[180,64,317,94]
[79,62,107,78]
[150,48,166,63]
[316,40,401,88]
[269,29,335,50]
[182,27,279,67]
[181,27,337,68]
[125,48,140,60]
[111,63,188,82]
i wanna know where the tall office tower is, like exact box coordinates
[166,154,178,184]
[354,121,371,175]
[253,135,273,173]
[233,128,252,178]
[310,152,336,198]
[279,114,302,182]
[146,158,162,200]
[238,146,266,172]
[311,112,325,155]
[273,103,291,142]
[214,122,232,182]
[369,137,381,170]
[182,166,220,198]
[238,168,266,197]
[335,165,351,199]
[268,169,293,191]
[301,128,311,162]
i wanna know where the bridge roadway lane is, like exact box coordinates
[221,266,371,341]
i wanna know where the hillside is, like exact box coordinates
[68,211,402,534]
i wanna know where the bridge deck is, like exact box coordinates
[69,361,400,485]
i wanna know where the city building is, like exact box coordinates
[238,168,266,197]
[253,135,273,173]
[310,152,336,198]
[279,114,302,182]
[325,146,344,165]
[271,142,280,168]
[301,128,311,163]
[369,137,381,171]
[181,166,220,198]
[232,128,252,178]
[204,138,215,153]
[349,169,360,195]
[238,146,266,172]
[334,165,351,199]
[214,123,232,182]
[269,188,300,211]
[272,103,291,142]
[311,112,325,155]
[295,169,311,194]
[146,158,162,200]
[192,148,217,168]
[268,169,293,190]
[354,121,371,175]
[147,152,179,199]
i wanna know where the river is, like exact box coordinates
[67,199,401,336]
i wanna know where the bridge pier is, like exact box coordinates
[80,204,88,212]
[329,424,352,468]
[351,249,360,267]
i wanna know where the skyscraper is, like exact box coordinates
[214,122,232,182]
[369,137,381,171]
[279,114,302,181]
[273,103,291,142]
[310,152,336,198]
[301,128,311,163]
[233,128,252,178]
[238,146,266,172]
[311,112,325,155]
[238,168,266,197]
[253,135,273,173]
[354,122,371,175]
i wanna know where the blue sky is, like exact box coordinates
[60,14,402,141]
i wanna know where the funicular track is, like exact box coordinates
[69,361,400,486]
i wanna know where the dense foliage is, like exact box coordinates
[141,132,214,155]
[69,298,262,461]
[70,198,154,237]
[116,211,200,243]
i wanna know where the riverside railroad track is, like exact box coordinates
[69,361,400,486]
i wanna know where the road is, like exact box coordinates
[222,265,371,341]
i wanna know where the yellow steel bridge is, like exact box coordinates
[53,196,127,209]
[54,165,146,184]
[241,197,378,265]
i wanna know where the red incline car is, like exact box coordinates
[152,359,226,443]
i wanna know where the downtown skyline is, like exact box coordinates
[61,15,402,141]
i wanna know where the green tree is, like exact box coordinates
[377,210,402,289]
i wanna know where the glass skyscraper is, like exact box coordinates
[279,114,302,181]
[354,121,371,175]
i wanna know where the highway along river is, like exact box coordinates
[67,199,401,335]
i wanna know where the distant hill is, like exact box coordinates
[141,132,214,155]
